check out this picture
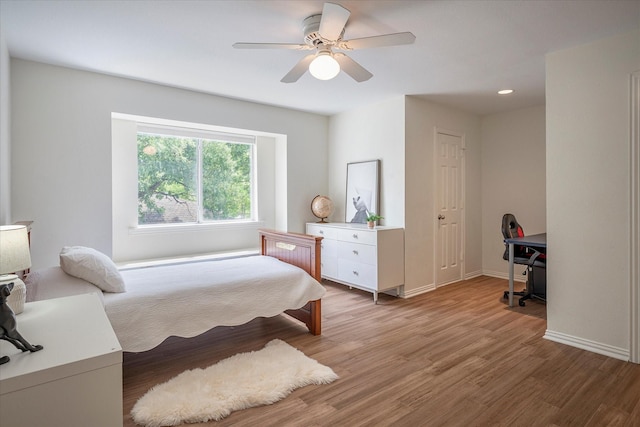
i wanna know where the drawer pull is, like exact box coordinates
[352,250,359,255]
[319,230,324,234]
[352,233,358,239]
[352,270,359,276]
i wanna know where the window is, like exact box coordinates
[137,125,256,226]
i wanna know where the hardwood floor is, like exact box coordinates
[122,276,640,426]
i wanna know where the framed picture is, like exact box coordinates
[345,160,380,223]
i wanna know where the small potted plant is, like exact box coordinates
[366,213,383,229]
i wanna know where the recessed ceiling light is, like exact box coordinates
[498,89,514,95]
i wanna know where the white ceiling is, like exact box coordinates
[1,0,638,116]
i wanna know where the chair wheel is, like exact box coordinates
[519,300,526,307]
[503,291,509,299]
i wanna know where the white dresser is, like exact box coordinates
[0,293,123,427]
[306,222,404,303]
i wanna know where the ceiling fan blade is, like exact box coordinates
[281,54,316,83]
[319,2,350,41]
[334,53,373,82]
[340,32,416,50]
[233,42,312,50]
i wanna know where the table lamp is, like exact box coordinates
[0,225,32,314]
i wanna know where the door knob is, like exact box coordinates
[438,215,445,220]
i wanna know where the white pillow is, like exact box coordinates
[59,246,126,293]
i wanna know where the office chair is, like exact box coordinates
[501,213,546,306]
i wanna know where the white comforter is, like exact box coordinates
[27,256,325,352]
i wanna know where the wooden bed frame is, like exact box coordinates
[259,229,323,335]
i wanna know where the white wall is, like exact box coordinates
[481,106,546,278]
[10,59,329,268]
[545,29,640,360]
[0,29,10,224]
[405,96,482,295]
[327,96,481,296]
[327,97,406,226]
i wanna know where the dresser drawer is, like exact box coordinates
[321,258,338,279]
[338,259,377,290]
[338,241,376,266]
[337,228,377,245]
[320,239,338,279]
[306,224,338,240]
[320,238,338,259]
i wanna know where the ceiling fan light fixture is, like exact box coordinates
[309,51,340,80]
[234,2,414,83]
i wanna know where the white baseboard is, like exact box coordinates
[482,269,527,282]
[464,270,483,280]
[544,329,629,361]
[402,283,436,298]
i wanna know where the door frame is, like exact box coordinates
[433,127,466,288]
[630,71,639,364]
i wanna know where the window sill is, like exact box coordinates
[116,249,260,271]
[128,220,265,235]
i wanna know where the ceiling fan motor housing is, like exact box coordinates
[303,14,343,47]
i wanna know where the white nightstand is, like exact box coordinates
[0,293,123,427]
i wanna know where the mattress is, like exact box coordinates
[26,255,325,352]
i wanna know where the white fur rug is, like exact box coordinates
[131,339,338,426]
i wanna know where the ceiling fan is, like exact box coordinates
[232,2,416,83]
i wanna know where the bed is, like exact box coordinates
[25,229,325,352]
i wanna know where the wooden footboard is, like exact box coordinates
[259,229,323,335]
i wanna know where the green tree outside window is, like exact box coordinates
[137,132,253,225]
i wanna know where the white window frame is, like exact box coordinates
[136,123,258,229]
[112,112,286,263]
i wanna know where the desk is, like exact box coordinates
[505,233,547,307]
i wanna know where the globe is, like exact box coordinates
[311,195,334,223]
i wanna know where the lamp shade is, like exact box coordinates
[309,51,340,80]
[0,225,32,275]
